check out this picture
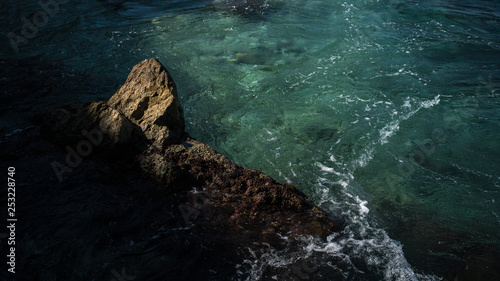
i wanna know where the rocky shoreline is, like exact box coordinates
[3,58,500,281]
[1,58,340,280]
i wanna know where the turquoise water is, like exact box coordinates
[2,0,500,279]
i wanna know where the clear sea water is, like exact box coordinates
[2,0,499,280]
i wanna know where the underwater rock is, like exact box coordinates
[231,51,269,65]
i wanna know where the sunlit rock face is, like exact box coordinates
[40,58,185,151]
[9,57,343,280]
[108,58,185,147]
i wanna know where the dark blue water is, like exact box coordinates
[2,0,499,280]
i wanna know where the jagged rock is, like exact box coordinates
[108,58,185,147]
[4,57,500,281]
[141,136,340,239]
[136,151,182,189]
[38,58,339,239]
[40,58,185,150]
[40,101,139,151]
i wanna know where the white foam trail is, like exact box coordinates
[379,120,400,145]
[379,95,440,145]
[304,94,443,280]
[238,224,441,281]
[358,197,370,216]
[421,95,441,108]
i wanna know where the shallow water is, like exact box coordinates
[2,0,500,280]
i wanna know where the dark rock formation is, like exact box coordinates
[41,58,184,151]
[0,58,341,281]
[3,58,499,280]
[40,102,140,151]
[39,58,338,239]
[141,137,338,239]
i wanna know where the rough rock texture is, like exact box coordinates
[38,58,338,239]
[108,58,185,147]
[40,102,141,151]
[139,137,338,239]
[3,57,499,281]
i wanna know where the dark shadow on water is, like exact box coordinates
[0,57,117,136]
[96,0,281,21]
[0,56,244,280]
[373,199,500,281]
